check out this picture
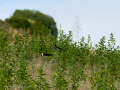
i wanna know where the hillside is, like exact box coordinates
[0,28,120,89]
[0,9,58,38]
[0,9,120,90]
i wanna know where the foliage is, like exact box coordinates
[11,9,58,37]
[5,17,31,30]
[33,69,50,90]
[53,68,68,90]
[0,28,120,89]
[0,19,10,30]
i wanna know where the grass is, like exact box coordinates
[0,28,120,90]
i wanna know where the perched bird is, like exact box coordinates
[53,42,63,50]
[52,38,63,50]
[40,47,53,58]
[40,52,53,58]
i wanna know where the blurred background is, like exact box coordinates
[0,0,120,47]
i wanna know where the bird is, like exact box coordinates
[51,38,63,50]
[40,47,53,58]
[40,52,53,58]
[53,42,63,50]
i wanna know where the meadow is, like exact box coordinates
[0,28,120,90]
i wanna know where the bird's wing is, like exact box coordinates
[54,44,63,50]
[44,53,53,56]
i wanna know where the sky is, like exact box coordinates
[0,0,120,48]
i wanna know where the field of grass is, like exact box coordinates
[0,28,120,90]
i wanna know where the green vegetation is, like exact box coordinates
[5,9,58,37]
[0,27,120,90]
[5,17,31,30]
[0,19,10,30]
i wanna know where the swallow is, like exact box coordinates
[40,47,53,58]
[52,38,63,50]
[40,52,53,58]
[53,42,63,50]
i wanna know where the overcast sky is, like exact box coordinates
[0,0,120,48]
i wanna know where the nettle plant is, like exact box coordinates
[0,27,120,90]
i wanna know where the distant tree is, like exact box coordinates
[0,19,4,28]
[0,19,10,30]
[12,9,58,37]
[5,17,31,30]
[30,20,49,36]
